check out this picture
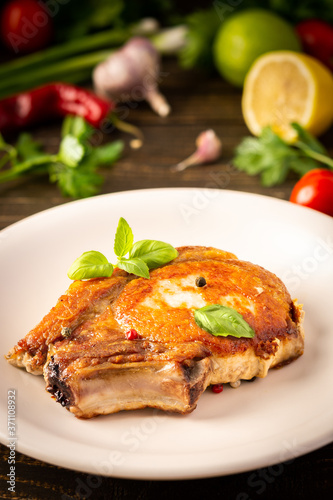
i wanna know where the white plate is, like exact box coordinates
[1,188,333,480]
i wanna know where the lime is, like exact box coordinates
[213,8,301,87]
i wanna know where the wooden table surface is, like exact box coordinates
[0,59,332,499]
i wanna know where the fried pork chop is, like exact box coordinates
[6,246,304,418]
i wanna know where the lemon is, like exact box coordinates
[242,51,333,142]
[213,8,301,87]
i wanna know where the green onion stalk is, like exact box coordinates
[0,24,188,100]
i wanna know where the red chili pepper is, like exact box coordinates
[0,83,115,134]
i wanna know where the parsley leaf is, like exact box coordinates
[291,122,327,155]
[91,141,124,165]
[59,135,85,167]
[0,115,124,198]
[61,114,94,141]
[49,161,104,198]
[233,124,333,186]
[15,133,44,161]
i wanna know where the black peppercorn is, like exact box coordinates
[195,276,206,287]
[61,327,72,338]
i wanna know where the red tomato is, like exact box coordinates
[290,169,333,217]
[296,19,333,71]
[1,0,53,54]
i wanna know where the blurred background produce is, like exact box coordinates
[213,8,301,87]
[241,51,333,142]
[0,0,332,215]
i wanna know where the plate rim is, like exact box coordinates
[1,187,333,480]
[2,187,333,237]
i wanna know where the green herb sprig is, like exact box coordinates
[194,304,255,339]
[178,7,221,70]
[0,116,123,198]
[233,123,333,187]
[67,217,178,280]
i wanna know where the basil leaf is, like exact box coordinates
[59,135,85,168]
[129,240,178,269]
[194,304,255,339]
[67,251,113,280]
[117,258,150,279]
[114,217,134,258]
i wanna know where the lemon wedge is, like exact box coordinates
[242,51,333,142]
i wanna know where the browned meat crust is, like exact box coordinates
[5,247,236,373]
[6,270,131,373]
[114,258,299,358]
[5,246,304,418]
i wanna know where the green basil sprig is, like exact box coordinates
[194,304,255,339]
[114,217,134,258]
[67,217,178,281]
[129,239,178,269]
[67,251,114,280]
[117,257,150,279]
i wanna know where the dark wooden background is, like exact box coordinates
[1,57,333,499]
[3,58,329,230]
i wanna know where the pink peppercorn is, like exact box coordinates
[126,329,139,340]
[211,384,223,394]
